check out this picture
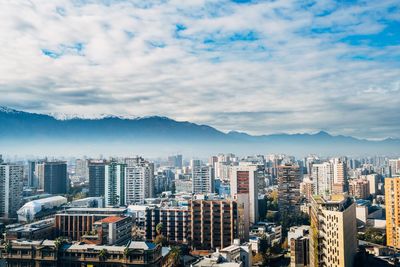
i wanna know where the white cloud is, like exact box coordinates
[0,0,399,139]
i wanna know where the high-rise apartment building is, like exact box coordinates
[385,177,400,249]
[288,226,310,267]
[309,194,357,267]
[348,179,370,199]
[277,163,302,216]
[311,162,333,196]
[189,199,238,250]
[332,158,347,194]
[145,206,190,244]
[0,164,23,221]
[192,162,214,194]
[125,157,154,205]
[105,161,126,206]
[75,159,89,181]
[230,163,259,225]
[88,160,107,197]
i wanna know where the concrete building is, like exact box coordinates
[192,164,214,194]
[349,179,370,199]
[0,164,24,221]
[309,194,357,267]
[83,216,133,245]
[75,158,88,181]
[0,239,162,266]
[311,162,333,196]
[361,174,378,195]
[288,226,310,267]
[230,163,259,225]
[189,199,238,250]
[5,218,55,241]
[331,158,347,194]
[277,163,301,216]
[144,206,190,244]
[54,207,127,241]
[385,177,400,249]
[125,158,155,205]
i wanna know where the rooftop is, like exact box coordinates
[97,216,126,224]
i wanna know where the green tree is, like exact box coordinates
[98,248,108,261]
[168,246,181,267]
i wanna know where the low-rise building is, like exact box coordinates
[0,239,162,266]
[82,216,133,245]
[5,218,55,241]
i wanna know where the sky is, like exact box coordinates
[0,0,399,140]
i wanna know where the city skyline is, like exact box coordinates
[0,1,399,139]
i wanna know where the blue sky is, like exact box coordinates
[0,0,399,139]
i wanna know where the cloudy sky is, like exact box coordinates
[0,0,399,139]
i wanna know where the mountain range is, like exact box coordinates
[0,106,399,157]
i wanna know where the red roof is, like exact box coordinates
[97,216,125,224]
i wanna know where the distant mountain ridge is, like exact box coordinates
[0,106,398,156]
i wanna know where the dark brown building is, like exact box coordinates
[189,199,238,250]
[0,239,162,267]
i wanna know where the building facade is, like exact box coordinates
[277,164,302,216]
[189,199,238,250]
[0,164,23,221]
[309,194,357,267]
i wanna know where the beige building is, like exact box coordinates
[348,179,370,199]
[309,194,357,267]
[385,177,400,249]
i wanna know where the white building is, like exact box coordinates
[0,164,23,221]
[192,161,214,194]
[125,158,154,205]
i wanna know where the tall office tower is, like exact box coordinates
[230,163,259,225]
[75,159,88,181]
[125,157,154,205]
[189,199,238,250]
[0,164,23,220]
[192,164,214,194]
[88,160,107,197]
[348,179,370,199]
[385,177,400,249]
[43,161,68,194]
[332,158,347,194]
[311,162,333,196]
[27,161,37,188]
[105,161,126,206]
[277,163,302,216]
[309,194,357,267]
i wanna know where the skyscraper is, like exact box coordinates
[168,154,183,169]
[75,159,89,181]
[277,163,302,216]
[88,160,107,197]
[125,157,154,205]
[105,161,126,206]
[0,164,23,220]
[43,161,68,194]
[385,177,400,249]
[309,194,357,267]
